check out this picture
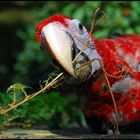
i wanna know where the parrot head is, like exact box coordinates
[36,14,101,82]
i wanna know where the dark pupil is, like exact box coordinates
[79,23,83,30]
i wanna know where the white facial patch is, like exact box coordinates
[68,19,102,74]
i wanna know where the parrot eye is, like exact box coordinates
[78,23,83,30]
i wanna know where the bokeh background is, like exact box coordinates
[0,1,140,129]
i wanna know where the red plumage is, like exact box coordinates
[78,35,140,126]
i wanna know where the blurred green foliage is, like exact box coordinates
[0,1,140,129]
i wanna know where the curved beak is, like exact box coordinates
[41,23,75,76]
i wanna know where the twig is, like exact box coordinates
[0,72,64,115]
[100,63,119,139]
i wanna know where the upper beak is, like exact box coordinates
[41,23,75,76]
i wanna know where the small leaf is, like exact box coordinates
[6,83,31,95]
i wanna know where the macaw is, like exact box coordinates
[36,14,140,134]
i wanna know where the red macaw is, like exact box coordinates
[36,14,140,134]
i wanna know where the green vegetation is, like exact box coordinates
[0,1,140,129]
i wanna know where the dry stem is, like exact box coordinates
[0,72,64,115]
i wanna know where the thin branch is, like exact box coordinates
[73,8,119,138]
[100,63,119,139]
[0,72,64,115]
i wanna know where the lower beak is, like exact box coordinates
[41,23,75,76]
